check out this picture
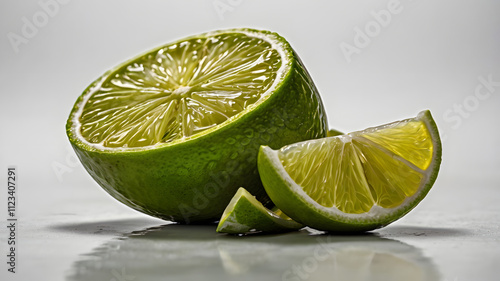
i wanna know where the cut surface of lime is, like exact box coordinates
[217,187,303,234]
[66,28,328,223]
[77,33,283,148]
[258,110,441,232]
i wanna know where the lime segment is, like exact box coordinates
[279,113,435,214]
[359,120,433,170]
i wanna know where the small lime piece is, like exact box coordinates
[216,187,303,234]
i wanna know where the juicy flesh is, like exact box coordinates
[79,33,281,148]
[280,119,433,214]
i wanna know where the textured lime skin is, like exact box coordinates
[66,29,328,223]
[258,111,442,232]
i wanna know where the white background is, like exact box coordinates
[0,1,499,280]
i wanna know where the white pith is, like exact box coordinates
[70,29,291,152]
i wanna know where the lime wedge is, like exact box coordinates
[216,187,303,234]
[66,28,328,223]
[258,110,441,232]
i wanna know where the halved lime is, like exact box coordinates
[66,28,328,223]
[258,110,441,232]
[216,187,303,234]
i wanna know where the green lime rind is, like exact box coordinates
[216,187,304,234]
[327,129,343,137]
[258,110,442,232]
[66,28,328,223]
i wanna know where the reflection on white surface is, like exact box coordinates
[66,225,439,281]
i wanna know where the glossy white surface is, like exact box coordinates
[0,175,499,281]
